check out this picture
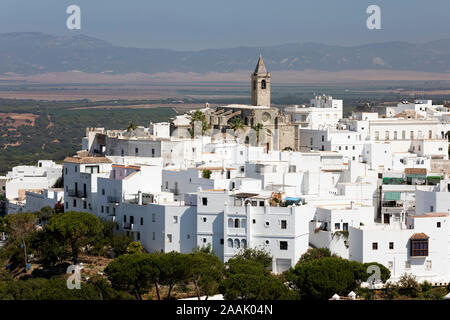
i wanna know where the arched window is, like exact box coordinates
[253,80,256,90]
[261,80,266,89]
[228,218,234,228]
[234,239,240,248]
[227,238,233,248]
[241,219,247,229]
[241,239,247,248]
[234,219,240,228]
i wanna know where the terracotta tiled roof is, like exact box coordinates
[412,212,448,218]
[410,233,430,240]
[64,156,112,164]
[405,168,427,175]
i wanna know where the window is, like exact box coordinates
[281,220,287,229]
[429,130,432,139]
[261,79,266,89]
[388,261,393,269]
[73,199,77,207]
[437,222,441,228]
[220,239,224,245]
[402,131,406,140]
[83,201,87,209]
[187,234,190,239]
[202,197,208,206]
[265,221,270,227]
[123,215,126,223]
[321,135,324,142]
[280,241,288,250]
[65,202,68,209]
[259,201,265,206]
[173,216,178,223]
[394,131,397,140]
[343,223,348,231]
[372,242,378,250]
[252,219,256,224]
[152,148,155,156]
[430,205,434,212]
[203,238,207,243]
[101,206,104,213]
[106,206,109,214]
[152,213,155,222]
[203,217,207,223]
[335,223,340,230]
[411,239,429,257]
[65,168,68,175]
[140,217,144,225]
[227,239,233,248]
[389,242,394,250]
[251,200,257,206]
[102,189,105,195]
[135,147,139,155]
[385,131,390,140]
[405,261,411,269]
[410,131,414,139]
[426,261,432,270]
[345,146,348,150]
[375,131,379,140]
[152,232,155,240]
[167,234,172,243]
[234,219,240,228]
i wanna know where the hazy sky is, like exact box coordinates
[0,0,449,50]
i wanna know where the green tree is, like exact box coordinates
[45,211,103,264]
[188,249,223,300]
[4,212,37,269]
[219,258,292,300]
[202,169,212,179]
[105,253,159,300]
[127,241,144,255]
[285,256,367,300]
[156,251,190,300]
[362,262,391,283]
[252,123,264,144]
[29,228,68,267]
[229,117,245,131]
[111,234,133,257]
[126,122,137,131]
[90,219,117,256]
[189,110,210,136]
[232,247,272,269]
[297,248,333,264]
[398,273,421,298]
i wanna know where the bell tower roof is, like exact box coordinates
[254,55,267,73]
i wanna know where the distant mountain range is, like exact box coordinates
[0,32,450,75]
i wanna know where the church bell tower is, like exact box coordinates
[251,55,271,107]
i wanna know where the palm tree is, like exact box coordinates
[190,111,210,135]
[126,122,137,131]
[252,123,264,144]
[229,117,245,131]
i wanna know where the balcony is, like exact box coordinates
[67,190,86,198]
[107,196,121,204]
[123,222,134,230]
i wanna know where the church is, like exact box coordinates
[203,56,299,151]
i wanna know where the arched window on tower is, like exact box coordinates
[253,80,256,90]
[261,80,266,89]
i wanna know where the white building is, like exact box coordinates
[349,212,450,284]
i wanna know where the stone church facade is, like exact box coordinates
[204,56,299,151]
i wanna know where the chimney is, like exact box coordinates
[138,191,143,205]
